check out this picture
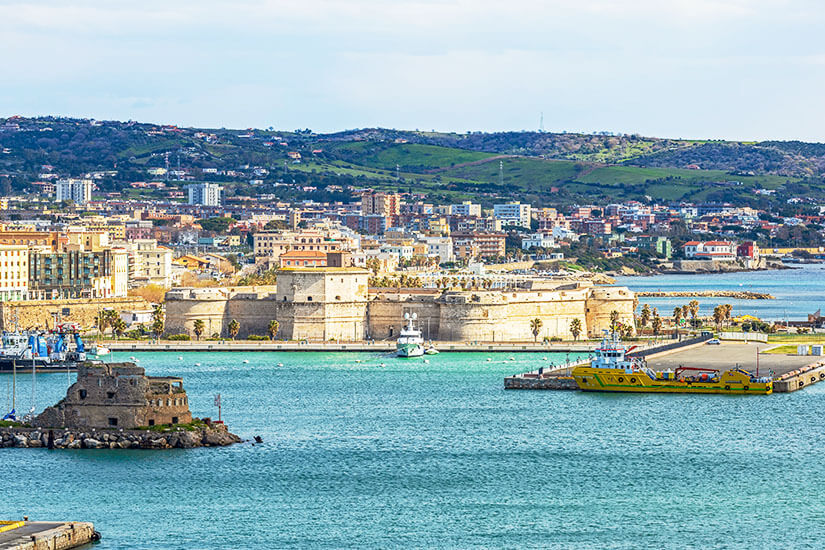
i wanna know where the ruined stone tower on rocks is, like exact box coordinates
[34,362,193,430]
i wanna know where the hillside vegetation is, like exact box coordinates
[1,116,824,208]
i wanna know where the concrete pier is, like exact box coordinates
[0,521,97,550]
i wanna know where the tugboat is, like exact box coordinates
[0,329,88,373]
[571,331,772,394]
[396,313,425,358]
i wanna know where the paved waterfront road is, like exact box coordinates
[648,341,814,376]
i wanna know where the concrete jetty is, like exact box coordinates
[0,521,97,550]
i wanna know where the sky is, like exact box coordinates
[1,0,824,141]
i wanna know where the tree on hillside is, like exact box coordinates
[570,318,582,341]
[193,319,205,341]
[268,320,280,341]
[530,318,543,343]
[228,319,240,340]
[197,217,236,232]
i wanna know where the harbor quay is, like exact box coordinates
[102,338,659,353]
[0,521,98,550]
[505,340,825,394]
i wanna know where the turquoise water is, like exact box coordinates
[617,263,825,321]
[4,351,825,549]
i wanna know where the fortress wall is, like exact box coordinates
[165,282,637,342]
[226,295,280,338]
[0,297,150,332]
[438,290,589,342]
[165,295,230,338]
[367,297,441,340]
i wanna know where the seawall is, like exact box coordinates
[0,423,241,449]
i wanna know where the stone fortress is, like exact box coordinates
[165,268,636,342]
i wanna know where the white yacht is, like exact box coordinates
[396,313,425,357]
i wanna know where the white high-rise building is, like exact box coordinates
[187,183,223,206]
[449,201,482,217]
[56,178,93,205]
[494,202,532,228]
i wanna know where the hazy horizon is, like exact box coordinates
[2,0,824,142]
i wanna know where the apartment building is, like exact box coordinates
[451,232,506,260]
[494,202,532,228]
[56,178,93,205]
[186,183,223,206]
[0,245,29,301]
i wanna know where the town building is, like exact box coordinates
[494,202,532,228]
[682,241,737,260]
[0,245,29,301]
[451,232,506,260]
[449,201,482,217]
[186,183,223,206]
[56,178,93,205]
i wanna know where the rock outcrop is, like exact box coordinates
[0,422,242,450]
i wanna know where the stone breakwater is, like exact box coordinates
[1,424,241,449]
[636,290,775,300]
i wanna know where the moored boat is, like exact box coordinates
[396,313,425,358]
[571,332,772,394]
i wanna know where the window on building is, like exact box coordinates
[107,391,115,399]
[108,417,118,426]
[172,416,179,424]
[148,419,155,426]
[78,389,87,399]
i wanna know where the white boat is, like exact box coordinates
[424,346,439,355]
[396,313,425,357]
[89,345,110,356]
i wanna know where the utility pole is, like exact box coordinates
[499,161,503,187]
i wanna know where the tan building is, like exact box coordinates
[451,232,506,259]
[253,230,343,259]
[0,245,29,301]
[362,191,400,219]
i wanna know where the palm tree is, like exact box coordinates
[193,319,205,341]
[639,304,651,329]
[723,304,733,328]
[570,318,582,341]
[228,319,240,340]
[673,307,683,328]
[268,320,280,341]
[609,310,620,332]
[712,306,725,331]
[688,300,700,328]
[151,304,165,339]
[113,317,127,340]
[652,314,662,336]
[530,318,543,343]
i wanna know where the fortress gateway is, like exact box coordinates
[165,268,635,342]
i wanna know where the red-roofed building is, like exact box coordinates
[279,250,328,268]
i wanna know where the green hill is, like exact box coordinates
[0,116,823,209]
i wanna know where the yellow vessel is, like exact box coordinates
[572,332,772,395]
